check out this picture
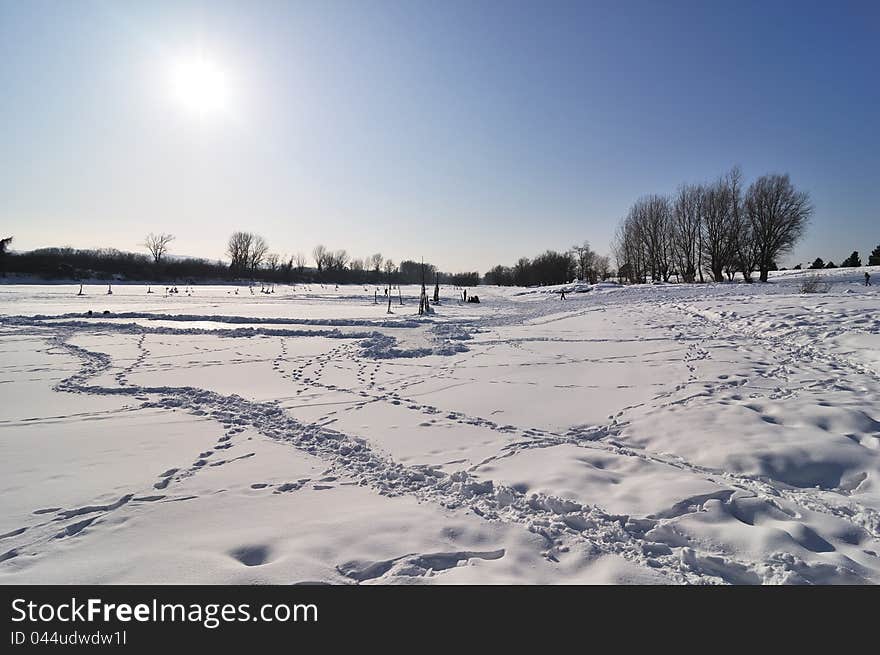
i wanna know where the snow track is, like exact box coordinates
[2,277,879,584]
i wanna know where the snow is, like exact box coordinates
[1,268,879,584]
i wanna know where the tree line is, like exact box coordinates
[483,242,611,287]
[225,231,479,285]
[0,231,480,285]
[3,219,876,286]
[613,167,813,283]
[804,249,877,270]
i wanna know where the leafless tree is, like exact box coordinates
[227,231,254,273]
[594,255,610,281]
[143,233,175,265]
[350,258,365,272]
[369,253,383,273]
[571,241,597,283]
[613,210,647,284]
[635,195,673,282]
[265,252,280,271]
[671,185,702,282]
[700,178,736,282]
[248,235,269,272]
[725,167,758,282]
[612,165,812,286]
[313,244,328,272]
[745,174,812,282]
[294,252,307,272]
[327,249,349,270]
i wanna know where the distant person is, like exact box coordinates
[463,289,467,302]
[866,271,872,286]
[560,289,566,300]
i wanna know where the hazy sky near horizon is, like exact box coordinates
[1,0,878,272]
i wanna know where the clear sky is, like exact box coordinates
[1,0,877,272]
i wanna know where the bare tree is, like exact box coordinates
[265,252,280,271]
[745,174,812,282]
[726,167,758,282]
[594,255,610,281]
[613,214,646,284]
[313,244,328,272]
[636,195,673,282]
[671,185,701,282]
[294,252,307,272]
[700,179,736,282]
[571,241,597,283]
[143,233,175,265]
[326,249,349,271]
[227,232,254,273]
[369,253,383,273]
[249,235,269,272]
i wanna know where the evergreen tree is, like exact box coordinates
[841,251,861,267]
[809,257,825,269]
[869,244,880,266]
[825,261,837,269]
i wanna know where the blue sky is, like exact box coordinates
[1,0,877,271]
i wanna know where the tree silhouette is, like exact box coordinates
[0,236,12,277]
[143,233,175,265]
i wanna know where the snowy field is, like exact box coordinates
[1,267,879,584]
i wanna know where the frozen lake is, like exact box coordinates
[2,269,880,584]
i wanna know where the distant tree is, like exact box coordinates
[294,252,307,273]
[369,253,384,273]
[513,257,532,286]
[809,257,825,269]
[327,249,349,271]
[793,263,802,270]
[841,251,861,267]
[398,260,437,284]
[594,255,611,281]
[825,261,837,269]
[248,235,269,272]
[383,259,397,277]
[143,233,175,265]
[571,241,597,282]
[312,244,328,272]
[870,244,880,266]
[227,232,254,273]
[0,236,12,277]
[265,252,280,271]
[745,174,812,282]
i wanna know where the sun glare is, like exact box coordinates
[170,53,229,117]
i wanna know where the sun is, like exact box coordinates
[169,53,229,117]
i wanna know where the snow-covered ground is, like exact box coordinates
[1,267,879,584]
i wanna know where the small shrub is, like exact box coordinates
[799,275,830,294]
